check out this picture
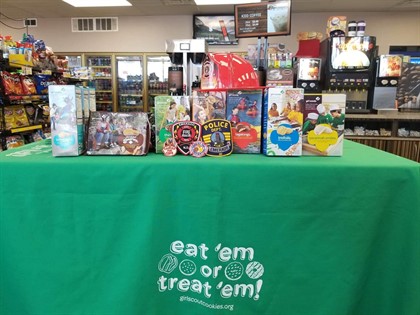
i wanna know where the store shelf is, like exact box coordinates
[345,111,420,162]
[11,124,43,133]
[346,112,420,121]
[345,136,420,141]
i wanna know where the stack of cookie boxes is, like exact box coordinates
[154,88,346,157]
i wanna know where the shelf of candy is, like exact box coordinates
[2,129,48,151]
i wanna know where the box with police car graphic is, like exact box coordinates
[262,87,304,156]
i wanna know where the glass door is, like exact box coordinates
[146,55,171,111]
[116,55,144,112]
[86,55,113,112]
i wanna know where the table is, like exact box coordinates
[1,140,419,315]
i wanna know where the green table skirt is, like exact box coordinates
[1,140,419,315]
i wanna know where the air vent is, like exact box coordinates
[24,18,37,27]
[71,17,118,32]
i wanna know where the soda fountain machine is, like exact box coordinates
[320,36,378,113]
[370,55,403,110]
[295,57,322,93]
[165,39,208,96]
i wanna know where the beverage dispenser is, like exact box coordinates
[321,36,377,113]
[165,39,208,96]
[296,57,322,93]
[370,55,402,110]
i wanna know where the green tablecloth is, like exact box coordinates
[1,140,419,315]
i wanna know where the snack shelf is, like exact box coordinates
[11,124,43,133]
[346,112,420,121]
[345,111,420,161]
[6,95,49,103]
[345,136,419,141]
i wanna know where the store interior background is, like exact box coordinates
[0,1,419,55]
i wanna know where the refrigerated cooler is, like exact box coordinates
[86,54,114,112]
[116,55,144,112]
[146,55,171,109]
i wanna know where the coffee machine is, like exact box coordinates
[370,55,403,110]
[321,36,377,113]
[296,57,322,93]
[165,39,208,95]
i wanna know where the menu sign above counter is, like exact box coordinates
[234,0,291,38]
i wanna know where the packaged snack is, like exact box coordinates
[86,111,150,156]
[302,93,346,156]
[154,95,190,153]
[49,85,84,156]
[20,75,37,95]
[326,16,346,37]
[262,87,304,156]
[1,71,24,95]
[24,104,36,124]
[191,90,226,125]
[3,105,30,129]
[6,135,25,149]
[226,89,263,153]
[34,74,54,94]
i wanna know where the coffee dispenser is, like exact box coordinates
[320,36,377,113]
[370,55,402,110]
[296,57,322,93]
[165,39,208,95]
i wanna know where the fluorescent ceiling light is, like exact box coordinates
[194,0,261,5]
[62,0,132,7]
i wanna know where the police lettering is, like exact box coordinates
[203,121,228,131]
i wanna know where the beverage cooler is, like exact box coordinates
[116,55,144,112]
[146,55,171,110]
[86,54,114,112]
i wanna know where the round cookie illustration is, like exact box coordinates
[158,254,178,274]
[246,261,264,279]
[224,262,244,281]
[179,259,197,276]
